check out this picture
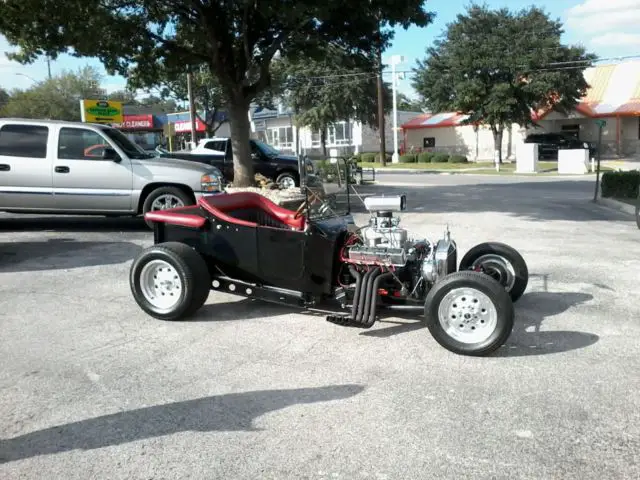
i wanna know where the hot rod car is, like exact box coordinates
[129,158,529,356]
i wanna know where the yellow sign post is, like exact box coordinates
[79,99,124,124]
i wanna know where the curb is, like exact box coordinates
[595,196,637,216]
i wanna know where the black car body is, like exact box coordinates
[156,138,313,188]
[129,157,533,357]
[524,132,597,159]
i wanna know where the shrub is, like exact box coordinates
[601,170,640,199]
[418,152,435,163]
[360,152,376,163]
[432,152,450,163]
[350,153,362,163]
[399,154,417,163]
[448,154,468,163]
[375,152,392,163]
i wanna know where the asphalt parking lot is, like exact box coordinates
[1,175,639,479]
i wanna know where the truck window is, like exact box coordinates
[0,124,49,158]
[204,140,226,152]
[58,127,110,160]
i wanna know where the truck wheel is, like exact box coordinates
[459,242,528,302]
[423,271,514,356]
[276,172,298,189]
[142,186,193,228]
[130,242,211,321]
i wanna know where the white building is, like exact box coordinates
[401,60,640,160]
[249,104,421,158]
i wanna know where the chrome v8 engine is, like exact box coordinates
[345,194,457,287]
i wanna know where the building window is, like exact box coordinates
[268,126,293,150]
[310,131,321,148]
[327,122,351,146]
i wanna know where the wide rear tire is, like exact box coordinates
[459,241,529,302]
[130,242,211,320]
[423,271,514,356]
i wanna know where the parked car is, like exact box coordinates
[524,132,597,160]
[0,118,225,228]
[156,137,314,189]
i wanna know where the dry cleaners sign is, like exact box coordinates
[80,99,124,124]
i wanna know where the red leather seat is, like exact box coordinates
[198,192,305,230]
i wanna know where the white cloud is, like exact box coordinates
[565,0,640,51]
[591,32,640,47]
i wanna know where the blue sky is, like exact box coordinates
[1,0,639,99]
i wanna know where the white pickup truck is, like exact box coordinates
[0,118,225,227]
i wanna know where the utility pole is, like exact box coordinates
[376,37,387,167]
[187,71,197,150]
[46,55,51,80]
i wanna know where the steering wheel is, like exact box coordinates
[293,188,325,219]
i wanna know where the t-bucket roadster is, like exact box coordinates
[129,155,529,356]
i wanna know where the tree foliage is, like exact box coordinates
[396,92,424,112]
[276,45,392,156]
[0,66,105,120]
[0,0,434,186]
[411,4,596,161]
[132,64,228,136]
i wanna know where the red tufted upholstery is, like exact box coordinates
[198,192,305,230]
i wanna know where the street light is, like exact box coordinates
[388,55,404,163]
[14,72,38,84]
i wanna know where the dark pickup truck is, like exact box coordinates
[156,137,314,189]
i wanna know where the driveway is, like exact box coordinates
[1,176,638,480]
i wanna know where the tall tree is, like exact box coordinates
[277,45,392,156]
[0,0,434,186]
[0,88,9,112]
[0,66,105,120]
[411,4,596,162]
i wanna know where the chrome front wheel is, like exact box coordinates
[423,271,514,356]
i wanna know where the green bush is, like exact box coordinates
[432,152,450,163]
[350,153,362,163]
[360,152,376,163]
[601,170,640,199]
[399,154,417,163]
[418,152,435,163]
[448,154,468,163]
[375,152,392,163]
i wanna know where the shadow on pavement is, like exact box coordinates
[493,291,598,357]
[360,289,599,357]
[0,384,365,464]
[0,215,149,232]
[0,238,142,272]
[347,181,634,222]
[191,298,293,321]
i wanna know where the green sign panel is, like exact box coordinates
[595,119,607,128]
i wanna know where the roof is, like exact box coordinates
[401,112,471,129]
[402,60,640,129]
[0,118,114,128]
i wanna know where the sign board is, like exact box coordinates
[112,114,154,130]
[423,137,435,148]
[174,118,206,133]
[80,99,124,124]
[253,120,267,132]
[595,119,607,128]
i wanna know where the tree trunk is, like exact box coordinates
[227,98,254,187]
[492,125,504,164]
[321,129,327,158]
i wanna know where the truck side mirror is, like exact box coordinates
[102,147,121,162]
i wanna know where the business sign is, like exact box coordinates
[80,99,124,124]
[113,114,155,130]
[174,118,206,133]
